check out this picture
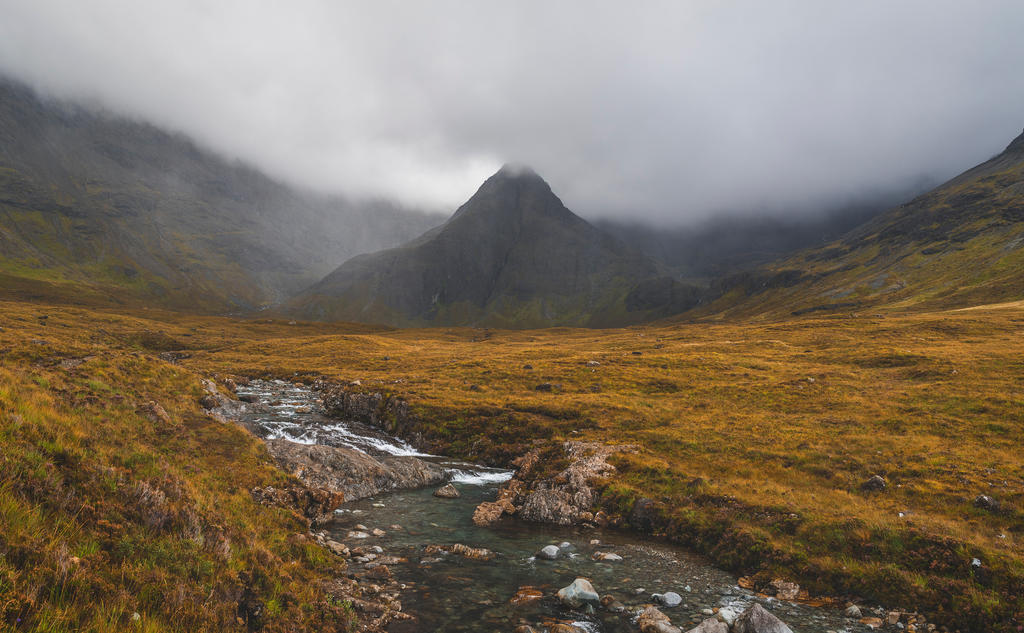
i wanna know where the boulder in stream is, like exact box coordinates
[593,551,623,562]
[536,545,560,560]
[685,618,727,633]
[491,442,629,526]
[324,540,349,557]
[636,605,682,633]
[731,603,794,633]
[433,483,460,498]
[716,606,741,626]
[652,591,682,607]
[556,578,599,609]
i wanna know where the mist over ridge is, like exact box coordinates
[2,1,1023,225]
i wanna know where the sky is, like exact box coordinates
[1,1,1023,224]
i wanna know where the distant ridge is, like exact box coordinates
[0,77,440,311]
[700,127,1024,317]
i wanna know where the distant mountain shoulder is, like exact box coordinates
[284,165,685,327]
[697,128,1024,317]
[0,77,441,311]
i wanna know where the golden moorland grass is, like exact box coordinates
[1,297,1022,630]
[0,302,362,633]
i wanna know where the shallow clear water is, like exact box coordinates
[238,380,876,633]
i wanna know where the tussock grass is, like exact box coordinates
[0,303,360,632]
[1,297,1023,629]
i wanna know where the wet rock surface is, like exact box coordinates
[267,439,448,501]
[229,379,510,502]
[473,441,634,527]
[557,578,600,609]
[652,591,683,607]
[434,483,461,498]
[637,606,682,633]
[685,617,726,633]
[732,603,794,633]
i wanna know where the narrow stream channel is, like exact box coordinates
[237,379,877,633]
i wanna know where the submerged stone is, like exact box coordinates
[652,591,682,607]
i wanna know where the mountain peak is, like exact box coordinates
[290,163,661,327]
[447,163,565,225]
[482,163,550,192]
[494,162,542,179]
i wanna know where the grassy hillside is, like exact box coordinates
[0,302,390,632]
[703,130,1024,319]
[2,297,1019,630]
[0,78,441,312]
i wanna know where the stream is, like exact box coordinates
[237,379,877,633]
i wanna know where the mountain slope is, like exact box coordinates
[595,184,926,283]
[700,128,1024,318]
[0,78,441,311]
[286,165,666,327]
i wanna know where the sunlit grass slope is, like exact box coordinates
[0,303,362,632]
[1,298,1022,630]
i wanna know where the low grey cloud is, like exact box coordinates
[1,0,1022,223]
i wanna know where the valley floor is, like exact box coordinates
[1,298,1022,631]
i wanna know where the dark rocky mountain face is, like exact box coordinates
[285,165,670,327]
[0,77,442,311]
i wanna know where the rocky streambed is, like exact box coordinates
[226,379,908,633]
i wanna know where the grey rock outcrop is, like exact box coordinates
[974,494,1000,511]
[483,442,630,526]
[861,474,887,491]
[250,484,345,526]
[266,439,447,501]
